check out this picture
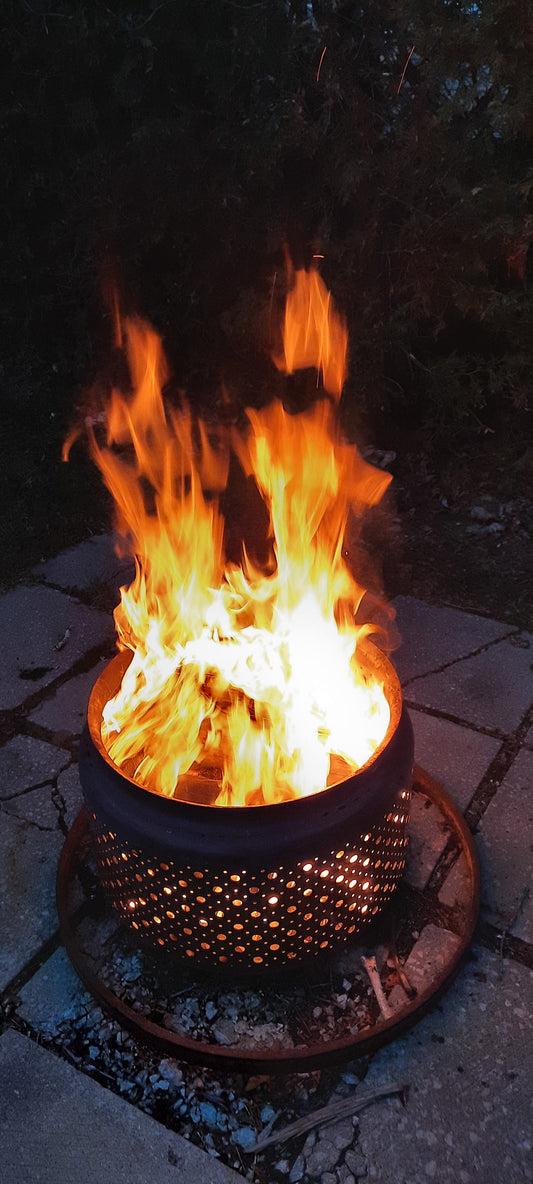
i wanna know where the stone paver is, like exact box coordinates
[0,789,63,989]
[476,747,533,944]
[0,1029,245,1184]
[0,735,70,799]
[34,533,134,594]
[392,596,510,684]
[389,924,463,1013]
[405,633,533,732]
[0,585,113,709]
[56,763,85,830]
[2,537,532,1184]
[439,852,470,909]
[29,663,105,736]
[357,947,533,1184]
[410,710,501,812]
[401,924,462,993]
[404,793,451,891]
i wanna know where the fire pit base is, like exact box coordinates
[57,766,480,1074]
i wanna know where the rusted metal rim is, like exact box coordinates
[57,766,480,1075]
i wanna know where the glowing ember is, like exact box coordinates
[69,267,393,806]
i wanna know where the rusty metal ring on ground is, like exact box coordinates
[57,765,480,1075]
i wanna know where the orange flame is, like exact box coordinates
[274,267,348,400]
[81,267,392,806]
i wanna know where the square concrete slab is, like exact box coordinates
[0,585,113,709]
[29,663,106,738]
[34,533,134,595]
[476,747,533,944]
[392,597,510,684]
[0,796,63,989]
[0,735,70,799]
[357,947,533,1184]
[410,711,501,812]
[0,1028,245,1184]
[405,633,533,733]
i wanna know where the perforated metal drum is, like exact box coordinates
[79,644,413,971]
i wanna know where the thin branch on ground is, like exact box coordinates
[243,1081,407,1153]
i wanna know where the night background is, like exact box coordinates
[2,0,532,625]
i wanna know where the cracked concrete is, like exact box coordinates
[0,584,113,709]
[0,541,531,1184]
[0,735,71,799]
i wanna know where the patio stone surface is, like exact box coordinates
[439,851,470,909]
[56,763,85,830]
[28,662,105,736]
[404,633,533,732]
[409,710,501,812]
[0,584,113,709]
[1,539,532,1184]
[357,947,533,1184]
[391,596,511,684]
[34,532,134,594]
[403,792,450,891]
[0,794,63,990]
[0,1029,246,1184]
[476,747,533,944]
[388,924,463,1014]
[0,734,70,799]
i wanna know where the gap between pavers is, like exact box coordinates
[28,662,106,737]
[403,633,533,733]
[391,597,511,685]
[0,734,71,799]
[356,946,533,1184]
[409,711,501,813]
[0,1028,245,1184]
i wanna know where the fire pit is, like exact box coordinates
[79,644,413,971]
[68,261,414,977]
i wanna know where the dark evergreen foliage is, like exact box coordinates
[2,0,532,446]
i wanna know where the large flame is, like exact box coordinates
[78,268,393,806]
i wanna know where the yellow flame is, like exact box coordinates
[85,267,392,806]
